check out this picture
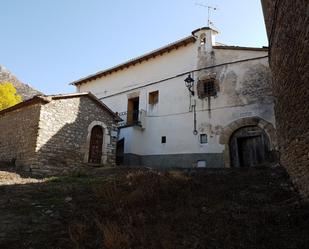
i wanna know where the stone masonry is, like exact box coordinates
[0,93,119,176]
[0,103,41,167]
[261,0,309,198]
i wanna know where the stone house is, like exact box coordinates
[72,27,278,168]
[0,93,119,175]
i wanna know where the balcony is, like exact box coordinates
[117,109,146,129]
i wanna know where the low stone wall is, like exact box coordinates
[261,0,309,198]
[0,104,41,168]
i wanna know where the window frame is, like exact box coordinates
[148,90,159,105]
[161,136,166,144]
[199,134,208,144]
[197,77,218,99]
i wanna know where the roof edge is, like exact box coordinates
[83,92,122,121]
[0,95,48,116]
[191,26,219,36]
[213,45,269,51]
[49,92,121,121]
[70,36,196,86]
[0,93,121,121]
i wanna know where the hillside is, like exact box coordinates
[0,166,308,249]
[0,65,41,100]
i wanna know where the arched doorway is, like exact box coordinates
[88,125,103,164]
[219,117,278,167]
[229,126,271,167]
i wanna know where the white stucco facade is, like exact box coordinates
[74,27,276,168]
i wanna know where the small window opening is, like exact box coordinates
[149,90,159,105]
[200,34,206,45]
[203,81,216,97]
[161,136,166,144]
[200,134,208,144]
[197,79,217,99]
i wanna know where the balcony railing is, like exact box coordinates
[117,109,146,128]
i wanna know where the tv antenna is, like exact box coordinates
[195,2,217,27]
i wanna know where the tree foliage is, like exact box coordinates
[0,82,22,111]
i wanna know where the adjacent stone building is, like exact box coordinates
[261,0,309,199]
[0,93,119,175]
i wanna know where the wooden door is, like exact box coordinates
[132,99,139,123]
[88,126,103,164]
[237,135,264,167]
[127,97,139,125]
[229,126,270,167]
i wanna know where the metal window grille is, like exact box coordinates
[203,81,216,97]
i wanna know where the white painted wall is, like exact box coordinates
[77,28,274,157]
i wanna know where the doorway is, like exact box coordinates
[230,126,270,167]
[127,97,139,125]
[88,125,103,164]
[116,138,124,165]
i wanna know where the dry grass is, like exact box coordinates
[0,167,308,249]
[96,221,129,249]
[67,168,309,249]
[68,223,87,249]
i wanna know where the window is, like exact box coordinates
[161,136,166,144]
[200,33,206,45]
[200,134,208,144]
[197,79,218,99]
[204,81,215,96]
[149,90,159,105]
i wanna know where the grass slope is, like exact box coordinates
[0,166,308,249]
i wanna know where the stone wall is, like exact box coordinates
[34,96,117,175]
[0,103,41,167]
[261,0,309,198]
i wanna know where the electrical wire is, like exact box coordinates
[99,55,268,100]
[146,102,267,118]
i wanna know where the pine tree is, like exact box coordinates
[0,82,22,111]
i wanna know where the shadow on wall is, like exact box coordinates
[32,96,117,176]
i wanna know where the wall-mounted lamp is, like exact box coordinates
[184,74,195,96]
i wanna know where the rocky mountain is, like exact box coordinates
[0,65,42,100]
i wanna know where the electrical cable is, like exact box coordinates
[99,55,268,100]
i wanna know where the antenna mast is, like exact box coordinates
[195,3,217,27]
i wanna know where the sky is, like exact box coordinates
[1,0,268,94]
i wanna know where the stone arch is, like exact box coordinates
[84,121,110,164]
[219,116,277,167]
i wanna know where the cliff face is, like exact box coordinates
[0,65,42,100]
